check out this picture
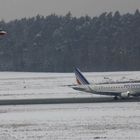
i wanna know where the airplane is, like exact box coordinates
[72,67,140,99]
[0,30,7,36]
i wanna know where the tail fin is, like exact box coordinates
[74,67,90,85]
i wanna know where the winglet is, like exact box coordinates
[74,67,90,85]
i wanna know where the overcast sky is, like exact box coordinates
[0,0,140,21]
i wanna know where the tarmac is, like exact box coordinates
[0,97,140,105]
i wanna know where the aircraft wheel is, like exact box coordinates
[114,96,118,100]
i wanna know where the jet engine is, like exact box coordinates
[120,91,130,98]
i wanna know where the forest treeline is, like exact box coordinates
[0,10,140,72]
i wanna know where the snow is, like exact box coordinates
[0,71,139,99]
[0,103,140,139]
[0,71,140,139]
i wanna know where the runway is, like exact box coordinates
[0,97,140,105]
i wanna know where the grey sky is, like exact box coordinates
[0,0,140,21]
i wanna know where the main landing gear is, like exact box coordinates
[114,96,118,100]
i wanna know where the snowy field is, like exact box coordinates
[0,71,139,99]
[0,103,140,140]
[0,71,140,139]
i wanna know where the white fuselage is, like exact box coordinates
[74,82,140,97]
[91,83,140,93]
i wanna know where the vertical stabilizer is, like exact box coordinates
[74,67,90,85]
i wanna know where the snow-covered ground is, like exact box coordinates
[0,103,140,140]
[0,71,140,139]
[0,71,140,99]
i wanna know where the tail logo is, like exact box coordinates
[74,68,89,85]
[76,78,82,85]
